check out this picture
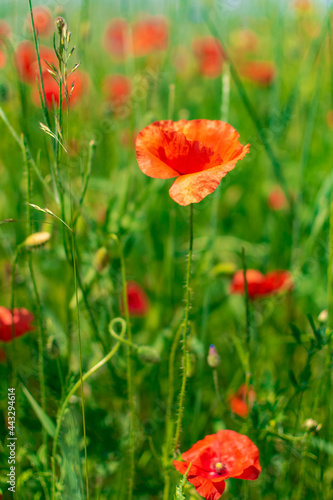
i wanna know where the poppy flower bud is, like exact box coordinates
[93,247,110,273]
[207,344,220,368]
[137,346,161,364]
[47,336,59,359]
[318,309,328,323]
[23,232,51,249]
[56,16,67,36]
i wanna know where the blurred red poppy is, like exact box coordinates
[104,18,130,60]
[15,41,57,84]
[230,269,293,299]
[104,16,168,59]
[228,384,256,418]
[0,49,6,69]
[123,281,149,317]
[32,70,88,108]
[132,16,168,57]
[0,347,6,362]
[268,188,287,211]
[0,20,10,69]
[241,61,276,86]
[0,307,35,342]
[102,74,131,106]
[193,36,225,78]
[173,430,261,500]
[136,119,249,206]
[27,6,53,37]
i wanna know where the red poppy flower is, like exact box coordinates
[15,41,57,84]
[230,269,293,299]
[173,430,261,500]
[102,74,131,106]
[136,119,249,206]
[268,188,287,211]
[0,307,35,342]
[104,18,130,60]
[241,61,276,86]
[27,6,53,37]
[132,16,168,57]
[228,384,256,418]
[32,70,88,108]
[122,281,149,317]
[193,37,225,78]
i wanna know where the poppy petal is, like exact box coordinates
[168,159,240,206]
[234,464,261,480]
[173,461,226,500]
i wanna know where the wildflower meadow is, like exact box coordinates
[1,0,333,498]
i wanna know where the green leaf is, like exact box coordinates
[21,385,56,438]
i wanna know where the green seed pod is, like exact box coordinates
[93,247,110,273]
[47,336,60,359]
[137,346,161,364]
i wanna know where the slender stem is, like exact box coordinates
[162,322,183,500]
[173,204,194,454]
[71,231,90,499]
[110,234,135,500]
[241,248,251,407]
[51,318,127,499]
[28,257,48,454]
[27,0,51,129]
[328,200,333,330]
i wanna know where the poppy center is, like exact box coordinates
[214,462,227,475]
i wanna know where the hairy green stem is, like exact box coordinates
[173,203,194,454]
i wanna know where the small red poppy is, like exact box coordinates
[104,18,130,60]
[193,36,225,78]
[0,307,35,342]
[241,61,276,86]
[15,41,57,84]
[136,119,249,206]
[102,74,131,106]
[123,281,149,317]
[132,16,168,57]
[268,188,287,211]
[230,269,293,299]
[173,430,261,500]
[27,6,53,37]
[32,70,88,108]
[228,384,256,418]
